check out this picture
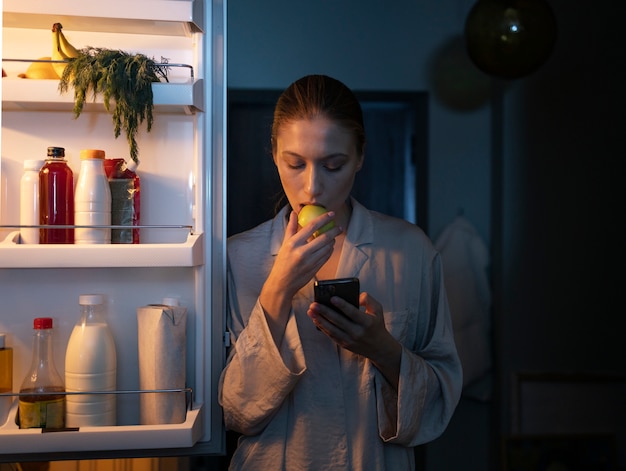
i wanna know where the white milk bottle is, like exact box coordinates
[74,149,111,244]
[65,294,117,427]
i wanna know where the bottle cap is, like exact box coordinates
[126,159,139,173]
[79,294,104,305]
[0,333,5,348]
[47,147,65,158]
[80,149,106,160]
[34,317,53,329]
[162,297,180,307]
[24,160,46,171]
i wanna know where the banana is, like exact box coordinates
[18,57,60,80]
[52,23,79,78]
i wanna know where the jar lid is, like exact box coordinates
[126,159,139,172]
[47,147,65,158]
[34,317,53,329]
[80,149,106,160]
[79,294,104,305]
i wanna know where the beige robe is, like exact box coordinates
[219,199,462,470]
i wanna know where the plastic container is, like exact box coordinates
[104,158,141,244]
[18,317,66,429]
[39,147,74,244]
[19,159,46,244]
[75,149,112,244]
[65,294,117,427]
[0,333,13,424]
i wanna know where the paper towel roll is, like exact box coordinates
[137,302,187,425]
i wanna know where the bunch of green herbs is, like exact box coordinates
[59,47,169,163]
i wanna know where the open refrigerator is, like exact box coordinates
[0,0,227,460]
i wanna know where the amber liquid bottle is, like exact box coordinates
[0,333,11,393]
[18,317,66,429]
[0,333,13,422]
[39,146,74,244]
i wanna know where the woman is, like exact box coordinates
[219,75,462,470]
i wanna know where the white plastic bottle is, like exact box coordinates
[74,149,111,244]
[65,294,117,427]
[19,159,45,244]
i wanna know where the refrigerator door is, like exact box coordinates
[0,0,226,459]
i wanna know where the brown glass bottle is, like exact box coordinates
[18,317,66,429]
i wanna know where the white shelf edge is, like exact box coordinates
[0,231,204,268]
[2,0,203,36]
[1,78,204,114]
[0,401,203,454]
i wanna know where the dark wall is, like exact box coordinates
[498,0,624,439]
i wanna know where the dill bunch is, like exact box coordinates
[59,47,169,163]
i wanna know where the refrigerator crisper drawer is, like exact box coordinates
[0,401,203,453]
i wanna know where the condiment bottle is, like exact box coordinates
[65,294,117,427]
[0,333,13,423]
[104,158,141,244]
[20,159,45,244]
[39,147,74,244]
[18,318,66,429]
[74,149,111,244]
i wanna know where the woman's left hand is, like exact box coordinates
[307,292,402,388]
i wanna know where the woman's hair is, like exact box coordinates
[271,75,366,156]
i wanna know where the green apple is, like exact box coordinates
[298,204,335,237]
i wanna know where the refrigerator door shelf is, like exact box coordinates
[0,231,203,268]
[1,78,204,114]
[0,401,203,454]
[3,0,204,37]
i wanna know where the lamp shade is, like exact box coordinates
[465,0,557,79]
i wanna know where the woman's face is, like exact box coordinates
[273,116,363,219]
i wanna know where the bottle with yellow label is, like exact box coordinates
[18,317,66,429]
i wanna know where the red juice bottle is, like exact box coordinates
[39,146,74,244]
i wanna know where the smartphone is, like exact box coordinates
[314,277,360,314]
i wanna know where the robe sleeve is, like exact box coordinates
[375,252,463,446]
[218,286,306,435]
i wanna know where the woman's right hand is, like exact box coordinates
[259,210,341,344]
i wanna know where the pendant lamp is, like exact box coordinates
[464,0,557,79]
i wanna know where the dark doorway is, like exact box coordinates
[227,89,428,237]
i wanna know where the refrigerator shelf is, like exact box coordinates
[2,0,203,37]
[1,77,204,114]
[0,401,203,454]
[0,231,204,268]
